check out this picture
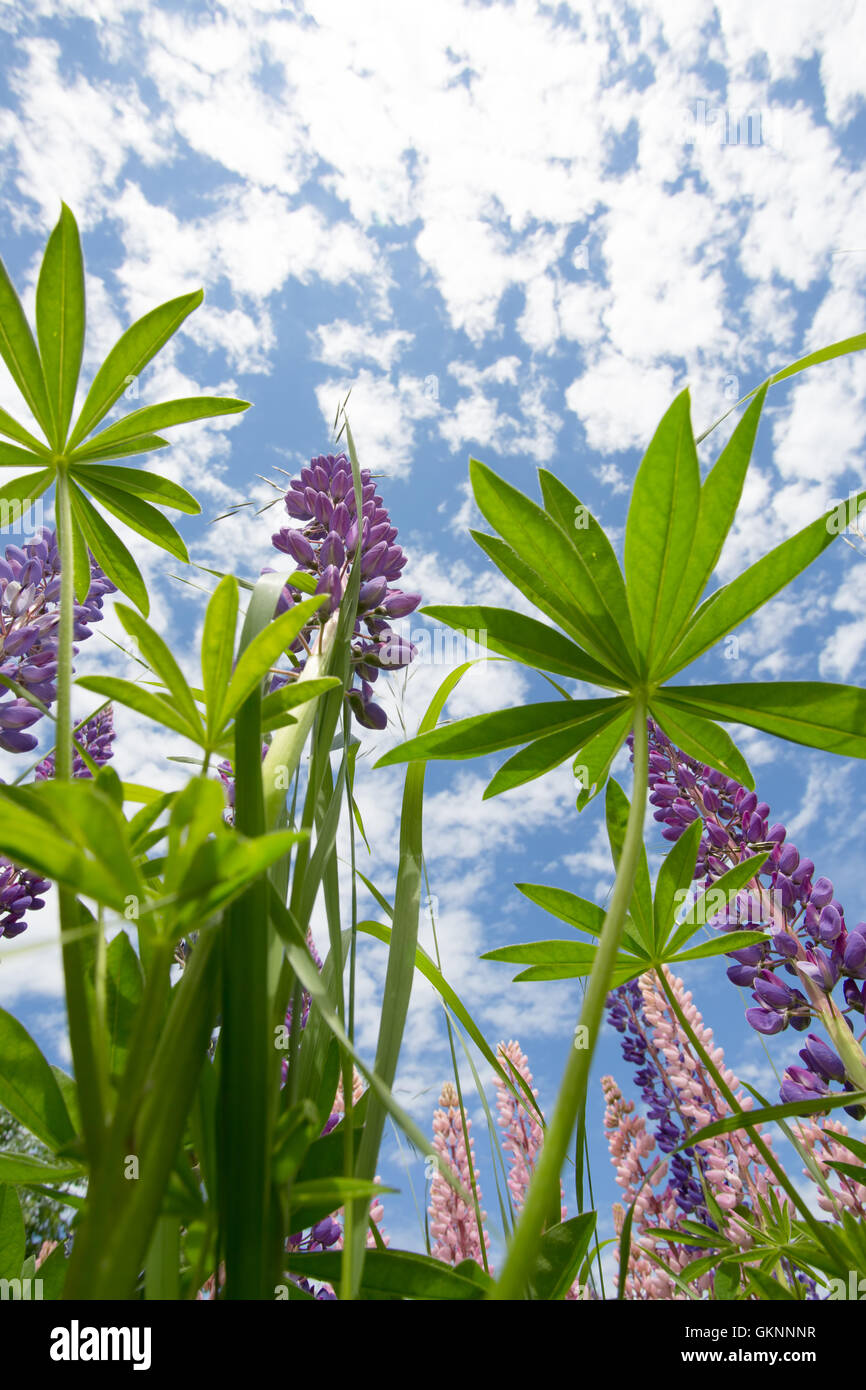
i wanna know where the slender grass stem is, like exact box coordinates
[491,698,649,1300]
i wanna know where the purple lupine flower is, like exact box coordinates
[630,718,866,1116]
[0,528,114,753]
[0,861,51,939]
[267,453,420,730]
[34,706,115,781]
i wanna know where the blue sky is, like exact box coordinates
[0,0,865,1275]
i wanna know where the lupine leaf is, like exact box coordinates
[664,851,769,956]
[200,576,238,740]
[71,433,169,462]
[114,603,203,735]
[606,779,654,955]
[259,676,341,723]
[421,603,619,684]
[35,202,85,447]
[68,481,149,614]
[0,467,53,510]
[73,462,200,514]
[651,697,754,787]
[469,531,625,682]
[662,491,866,678]
[0,441,47,469]
[77,474,189,562]
[69,509,92,605]
[0,1152,83,1185]
[659,682,866,761]
[106,929,145,1082]
[19,779,141,900]
[66,291,204,450]
[76,676,201,742]
[375,697,622,768]
[0,1186,25,1282]
[73,396,249,457]
[528,1212,597,1301]
[574,704,634,810]
[0,404,51,454]
[514,883,651,959]
[284,1249,491,1300]
[470,459,635,677]
[0,1008,76,1150]
[696,333,866,445]
[655,385,768,671]
[0,788,130,906]
[624,390,700,672]
[669,930,769,964]
[217,595,327,729]
[483,703,629,798]
[0,254,53,438]
[652,819,703,950]
[539,470,640,670]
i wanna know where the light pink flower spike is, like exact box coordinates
[429,1081,490,1267]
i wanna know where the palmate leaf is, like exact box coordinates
[538,469,640,672]
[0,1186,25,1283]
[74,473,190,562]
[217,594,327,729]
[482,701,630,799]
[113,602,203,736]
[68,480,149,613]
[650,696,755,787]
[420,603,620,684]
[0,441,48,469]
[0,250,53,440]
[374,697,623,769]
[659,682,866,761]
[201,576,238,741]
[661,488,866,678]
[514,883,650,959]
[70,434,169,462]
[71,396,248,459]
[65,290,204,451]
[73,462,200,514]
[76,675,201,742]
[0,1009,77,1151]
[0,403,50,454]
[573,704,634,810]
[470,459,637,679]
[654,384,768,669]
[0,467,53,510]
[624,390,700,674]
[35,201,85,448]
[606,779,654,955]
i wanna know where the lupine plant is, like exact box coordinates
[2,203,866,1301]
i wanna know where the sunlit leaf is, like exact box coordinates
[35,202,85,447]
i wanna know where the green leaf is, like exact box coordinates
[669,929,768,964]
[656,386,768,671]
[0,251,52,438]
[0,785,132,907]
[73,462,200,514]
[470,459,635,677]
[606,778,654,955]
[653,820,703,949]
[696,334,866,445]
[0,441,48,470]
[662,493,866,677]
[685,1090,866,1146]
[483,702,629,798]
[72,396,249,457]
[0,404,51,454]
[515,882,650,958]
[73,474,189,563]
[218,595,327,729]
[527,1212,597,1300]
[538,469,639,670]
[71,433,169,462]
[106,929,145,1082]
[114,603,203,735]
[573,703,634,810]
[76,675,200,742]
[0,1152,83,1185]
[469,531,625,685]
[68,480,149,614]
[284,1248,491,1300]
[374,697,622,768]
[259,676,341,727]
[200,576,238,739]
[421,603,619,684]
[659,682,866,762]
[624,390,700,672]
[0,1008,76,1150]
[0,1186,25,1282]
[66,290,204,450]
[651,697,754,787]
[35,202,85,447]
[0,467,53,513]
[665,851,769,955]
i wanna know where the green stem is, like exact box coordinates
[491,698,649,1300]
[54,468,105,1161]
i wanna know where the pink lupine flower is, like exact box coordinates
[494,1040,544,1213]
[428,1081,490,1267]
